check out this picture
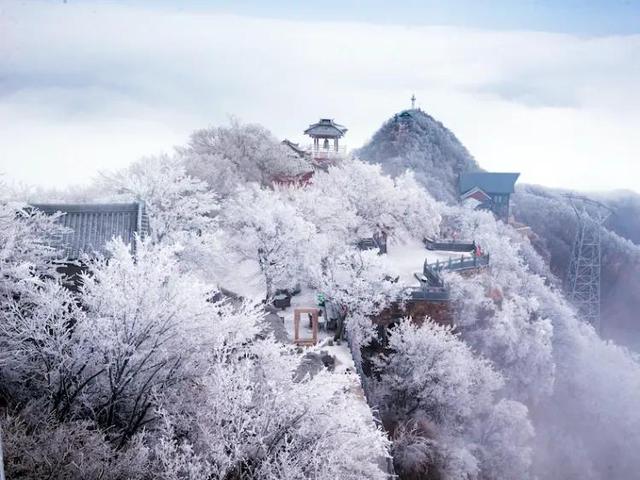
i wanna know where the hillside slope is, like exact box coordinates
[361,109,640,348]
[358,109,479,202]
[512,185,640,347]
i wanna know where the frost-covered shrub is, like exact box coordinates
[2,410,150,480]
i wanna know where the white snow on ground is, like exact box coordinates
[385,237,473,288]
[213,237,473,302]
[214,257,266,301]
[213,237,473,375]
[271,287,372,431]
[273,287,357,375]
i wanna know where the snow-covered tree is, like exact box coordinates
[222,185,319,298]
[0,281,86,416]
[442,205,555,404]
[442,200,640,479]
[1,238,391,479]
[180,119,309,196]
[298,159,440,243]
[374,319,533,480]
[0,200,66,301]
[100,154,219,243]
[153,341,390,480]
[314,247,402,349]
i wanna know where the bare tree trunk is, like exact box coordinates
[258,248,274,299]
[0,427,6,480]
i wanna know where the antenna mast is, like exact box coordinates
[565,194,612,333]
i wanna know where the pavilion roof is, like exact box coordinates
[304,118,347,138]
[31,202,149,260]
[459,172,520,195]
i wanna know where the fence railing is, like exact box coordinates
[406,286,450,301]
[425,254,490,274]
[305,145,347,157]
[424,237,476,252]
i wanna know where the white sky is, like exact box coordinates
[1,1,639,192]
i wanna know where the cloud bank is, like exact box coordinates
[1,1,639,191]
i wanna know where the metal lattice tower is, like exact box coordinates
[565,195,611,333]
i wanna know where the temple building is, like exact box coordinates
[30,202,149,287]
[458,172,520,221]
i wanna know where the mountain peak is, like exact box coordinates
[358,109,480,202]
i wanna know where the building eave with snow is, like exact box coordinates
[281,139,309,159]
[30,202,149,288]
[31,202,149,261]
[303,118,348,138]
[458,172,520,221]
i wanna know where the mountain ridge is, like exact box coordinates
[359,108,640,348]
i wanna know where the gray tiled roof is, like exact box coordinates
[281,139,308,158]
[304,118,347,138]
[459,172,520,195]
[31,202,149,260]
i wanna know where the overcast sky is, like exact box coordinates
[1,1,639,192]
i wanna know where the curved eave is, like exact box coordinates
[304,125,347,138]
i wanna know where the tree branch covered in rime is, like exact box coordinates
[6,114,640,480]
[0,200,66,301]
[99,154,220,244]
[372,319,533,480]
[1,236,390,479]
[222,185,319,299]
[296,159,441,242]
[179,119,309,196]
